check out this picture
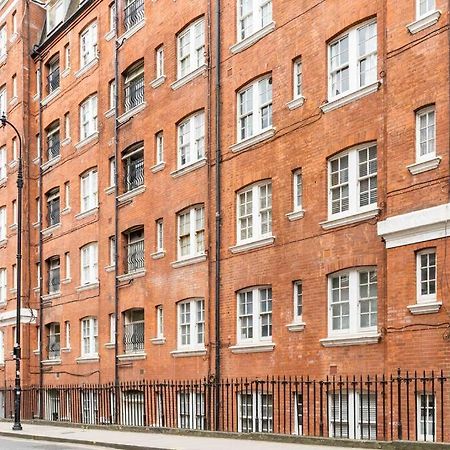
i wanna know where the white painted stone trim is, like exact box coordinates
[41,359,61,366]
[150,75,166,89]
[171,254,207,268]
[230,236,275,254]
[41,88,60,107]
[286,210,305,221]
[151,250,165,260]
[407,156,441,175]
[230,22,275,54]
[151,162,165,173]
[0,308,38,327]
[287,96,305,110]
[42,223,61,238]
[117,19,145,43]
[75,132,99,150]
[229,343,275,354]
[170,158,207,178]
[320,208,379,230]
[151,337,166,345]
[170,348,207,357]
[76,355,99,363]
[407,301,442,315]
[117,102,147,124]
[74,57,99,79]
[117,185,146,203]
[170,65,207,91]
[230,127,275,153]
[76,282,99,293]
[75,207,98,220]
[286,322,306,332]
[407,10,441,34]
[320,332,380,347]
[117,352,147,361]
[41,155,61,173]
[117,269,146,282]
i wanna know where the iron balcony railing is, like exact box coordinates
[123,322,144,354]
[124,76,144,112]
[124,0,144,31]
[47,200,60,227]
[47,136,61,161]
[124,156,144,192]
[4,370,449,443]
[48,268,60,294]
[127,239,144,273]
[47,335,60,360]
[47,67,60,94]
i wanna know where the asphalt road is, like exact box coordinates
[0,436,111,449]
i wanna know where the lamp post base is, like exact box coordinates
[12,423,22,431]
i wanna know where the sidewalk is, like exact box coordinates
[0,421,373,450]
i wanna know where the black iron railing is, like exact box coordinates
[47,136,60,161]
[47,335,60,360]
[48,268,60,294]
[124,76,144,112]
[47,67,60,94]
[126,239,144,273]
[47,201,60,227]
[1,371,448,443]
[124,0,144,31]
[124,156,144,192]
[123,322,144,354]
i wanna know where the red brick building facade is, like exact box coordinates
[0,0,449,434]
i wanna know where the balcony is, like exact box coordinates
[124,156,144,192]
[47,136,61,161]
[123,321,144,354]
[47,335,61,360]
[126,238,144,273]
[124,0,144,31]
[48,269,60,294]
[124,77,144,113]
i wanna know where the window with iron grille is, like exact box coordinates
[238,392,273,433]
[237,0,272,41]
[328,268,377,336]
[46,122,60,161]
[237,76,272,142]
[47,256,60,294]
[123,144,144,192]
[79,94,98,140]
[177,18,205,79]
[237,286,272,345]
[177,111,205,169]
[124,0,144,31]
[177,391,205,430]
[328,143,377,220]
[177,205,205,260]
[124,62,144,112]
[236,180,272,245]
[46,322,60,360]
[125,228,144,273]
[177,299,205,350]
[46,55,60,94]
[46,188,60,227]
[328,20,377,100]
[123,308,145,354]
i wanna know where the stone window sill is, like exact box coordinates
[117,268,146,282]
[320,332,380,347]
[229,342,275,354]
[75,207,98,220]
[171,254,207,268]
[151,250,165,260]
[75,132,99,150]
[117,352,147,361]
[61,206,71,215]
[61,347,71,353]
[230,128,275,153]
[286,210,305,221]
[61,137,71,146]
[150,75,166,89]
[0,239,6,247]
[105,29,116,41]
[151,162,165,173]
[117,185,146,204]
[230,22,275,54]
[407,156,441,175]
[230,236,275,254]
[0,177,6,187]
[33,349,40,355]
[41,88,60,107]
[118,18,145,42]
[61,67,70,78]
[170,348,206,358]
[76,282,99,293]
[407,301,442,315]
[9,96,18,107]
[76,355,99,363]
[41,292,61,302]
[151,337,166,345]
[105,264,115,273]
[9,223,17,231]
[9,159,18,169]
[320,208,380,230]
[286,322,306,332]
[61,277,71,285]
[104,185,115,195]
[287,96,305,110]
[41,359,61,366]
[41,155,61,173]
[42,223,61,237]
[104,108,115,118]
[75,57,99,78]
[170,158,207,178]
[104,342,115,349]
[171,65,207,91]
[117,102,147,125]
[321,81,381,113]
[407,10,441,34]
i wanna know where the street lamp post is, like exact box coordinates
[1,115,23,431]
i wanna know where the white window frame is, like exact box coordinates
[416,106,436,162]
[0,25,6,58]
[177,111,205,169]
[64,181,70,209]
[156,46,164,78]
[80,168,98,212]
[64,112,70,140]
[237,76,272,142]
[64,43,70,70]
[327,268,377,337]
[0,86,7,116]
[293,169,303,212]
[417,393,436,442]
[11,200,17,225]
[417,0,436,18]
[156,305,164,339]
[12,263,17,289]
[0,268,6,304]
[109,313,116,343]
[65,320,71,349]
[416,248,437,304]
[109,2,116,32]
[12,74,17,98]
[237,286,272,345]
[155,131,164,164]
[293,281,303,323]
[64,251,71,280]
[80,22,97,68]
[109,236,115,266]
[156,219,164,252]
[236,180,272,245]
[237,392,273,433]
[0,206,7,241]
[81,316,98,357]
[0,146,6,180]
[177,18,205,79]
[109,157,115,187]
[177,205,205,260]
[327,143,378,221]
[79,94,98,141]
[0,330,4,364]
[177,391,205,430]
[237,0,273,42]
[80,242,98,285]
[108,80,115,110]
[293,58,302,99]
[177,299,205,351]
[328,20,377,101]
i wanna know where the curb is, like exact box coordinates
[0,430,173,450]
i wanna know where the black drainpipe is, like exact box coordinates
[214,0,222,431]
